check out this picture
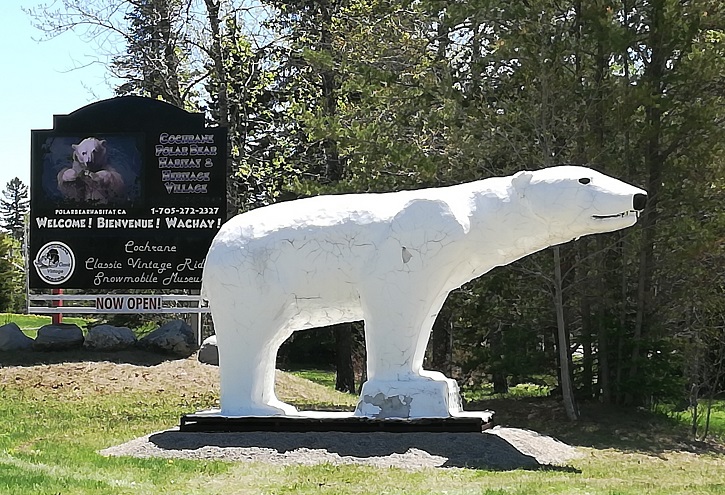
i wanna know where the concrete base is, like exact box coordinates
[355,375,464,419]
[180,410,494,433]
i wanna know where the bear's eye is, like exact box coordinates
[579,178,591,185]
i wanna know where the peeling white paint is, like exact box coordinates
[201,166,646,418]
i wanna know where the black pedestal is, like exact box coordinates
[179,413,494,433]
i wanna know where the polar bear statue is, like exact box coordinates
[202,166,647,418]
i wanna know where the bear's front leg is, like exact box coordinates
[354,290,463,419]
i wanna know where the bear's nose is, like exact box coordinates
[633,193,647,211]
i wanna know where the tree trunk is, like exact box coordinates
[629,0,665,405]
[315,3,356,393]
[615,231,628,404]
[554,246,579,420]
[490,322,508,394]
[597,237,613,403]
[157,1,181,107]
[580,293,594,399]
[578,240,594,399]
[429,302,453,376]
[590,6,609,403]
[203,0,235,218]
[614,0,633,406]
[334,323,356,393]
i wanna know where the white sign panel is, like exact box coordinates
[95,295,164,313]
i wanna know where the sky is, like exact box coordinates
[0,1,116,195]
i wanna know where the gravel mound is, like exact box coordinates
[100,426,581,470]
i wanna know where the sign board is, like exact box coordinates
[29,97,227,289]
[95,295,163,312]
[28,294,209,315]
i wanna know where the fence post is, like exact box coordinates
[51,288,63,324]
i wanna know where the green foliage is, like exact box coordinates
[0,235,24,313]
[461,381,552,403]
[0,178,29,244]
[109,0,214,111]
[659,400,725,442]
[452,264,556,390]
[100,313,170,337]
[278,327,337,369]
[205,15,303,212]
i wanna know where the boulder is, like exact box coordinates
[33,323,84,351]
[138,319,197,356]
[0,322,34,351]
[197,334,218,365]
[84,324,137,351]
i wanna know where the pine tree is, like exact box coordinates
[0,178,29,244]
[0,233,24,313]
[111,0,185,107]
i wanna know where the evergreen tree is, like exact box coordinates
[0,178,29,244]
[111,0,186,106]
[264,0,359,393]
[0,233,24,313]
[203,15,297,215]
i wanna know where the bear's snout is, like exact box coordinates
[633,193,647,211]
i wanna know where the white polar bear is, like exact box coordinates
[202,166,647,418]
[57,137,125,204]
[73,136,108,168]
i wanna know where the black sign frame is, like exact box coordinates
[29,96,227,290]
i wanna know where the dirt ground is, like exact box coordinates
[0,349,356,409]
[0,350,217,395]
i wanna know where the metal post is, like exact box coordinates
[189,289,202,345]
[51,288,63,324]
[24,221,29,314]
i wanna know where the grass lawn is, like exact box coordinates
[289,368,338,389]
[0,355,723,494]
[1,313,94,338]
[663,400,725,443]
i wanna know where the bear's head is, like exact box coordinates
[72,137,107,171]
[511,165,647,239]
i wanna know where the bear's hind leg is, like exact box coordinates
[213,311,297,416]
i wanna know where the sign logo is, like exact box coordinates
[34,242,75,285]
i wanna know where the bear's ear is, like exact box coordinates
[98,139,107,147]
[512,171,533,196]
[72,144,78,150]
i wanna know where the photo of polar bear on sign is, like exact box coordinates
[56,137,125,204]
[201,166,647,420]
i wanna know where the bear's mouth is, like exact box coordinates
[592,210,639,220]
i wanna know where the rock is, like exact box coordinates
[34,323,84,351]
[138,319,197,356]
[84,325,137,351]
[197,335,218,365]
[0,322,34,351]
